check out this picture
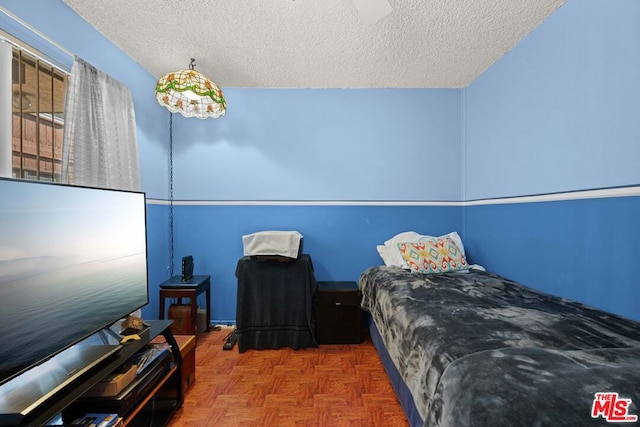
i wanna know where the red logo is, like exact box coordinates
[592,392,638,423]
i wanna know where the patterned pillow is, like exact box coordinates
[397,236,467,274]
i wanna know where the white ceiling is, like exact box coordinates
[62,0,566,89]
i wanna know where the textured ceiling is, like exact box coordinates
[62,0,566,89]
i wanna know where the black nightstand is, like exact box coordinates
[314,281,365,344]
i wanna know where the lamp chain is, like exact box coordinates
[168,112,174,278]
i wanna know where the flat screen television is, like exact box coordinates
[0,178,149,391]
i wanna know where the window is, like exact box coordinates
[10,44,68,181]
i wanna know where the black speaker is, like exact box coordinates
[181,255,193,282]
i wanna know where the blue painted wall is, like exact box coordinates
[169,204,461,322]
[171,88,462,201]
[463,195,640,320]
[166,86,463,322]
[463,0,640,320]
[464,0,640,199]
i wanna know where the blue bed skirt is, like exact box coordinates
[366,313,423,427]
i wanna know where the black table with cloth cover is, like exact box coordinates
[235,254,318,352]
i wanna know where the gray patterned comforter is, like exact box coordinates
[359,266,640,427]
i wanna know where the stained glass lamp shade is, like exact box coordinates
[155,60,226,119]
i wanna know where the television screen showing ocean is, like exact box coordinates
[0,252,148,379]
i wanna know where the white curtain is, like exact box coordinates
[61,56,140,191]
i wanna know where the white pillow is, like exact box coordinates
[379,231,422,267]
[242,230,303,258]
[378,231,466,267]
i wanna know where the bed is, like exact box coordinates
[359,232,640,427]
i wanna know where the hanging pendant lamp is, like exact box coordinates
[155,58,226,119]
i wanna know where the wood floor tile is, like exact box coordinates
[167,329,408,427]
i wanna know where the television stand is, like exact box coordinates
[0,320,182,427]
[0,344,122,425]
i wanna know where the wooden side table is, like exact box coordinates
[159,275,211,338]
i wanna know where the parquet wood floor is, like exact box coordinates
[167,328,409,427]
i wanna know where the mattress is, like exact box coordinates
[359,266,640,426]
